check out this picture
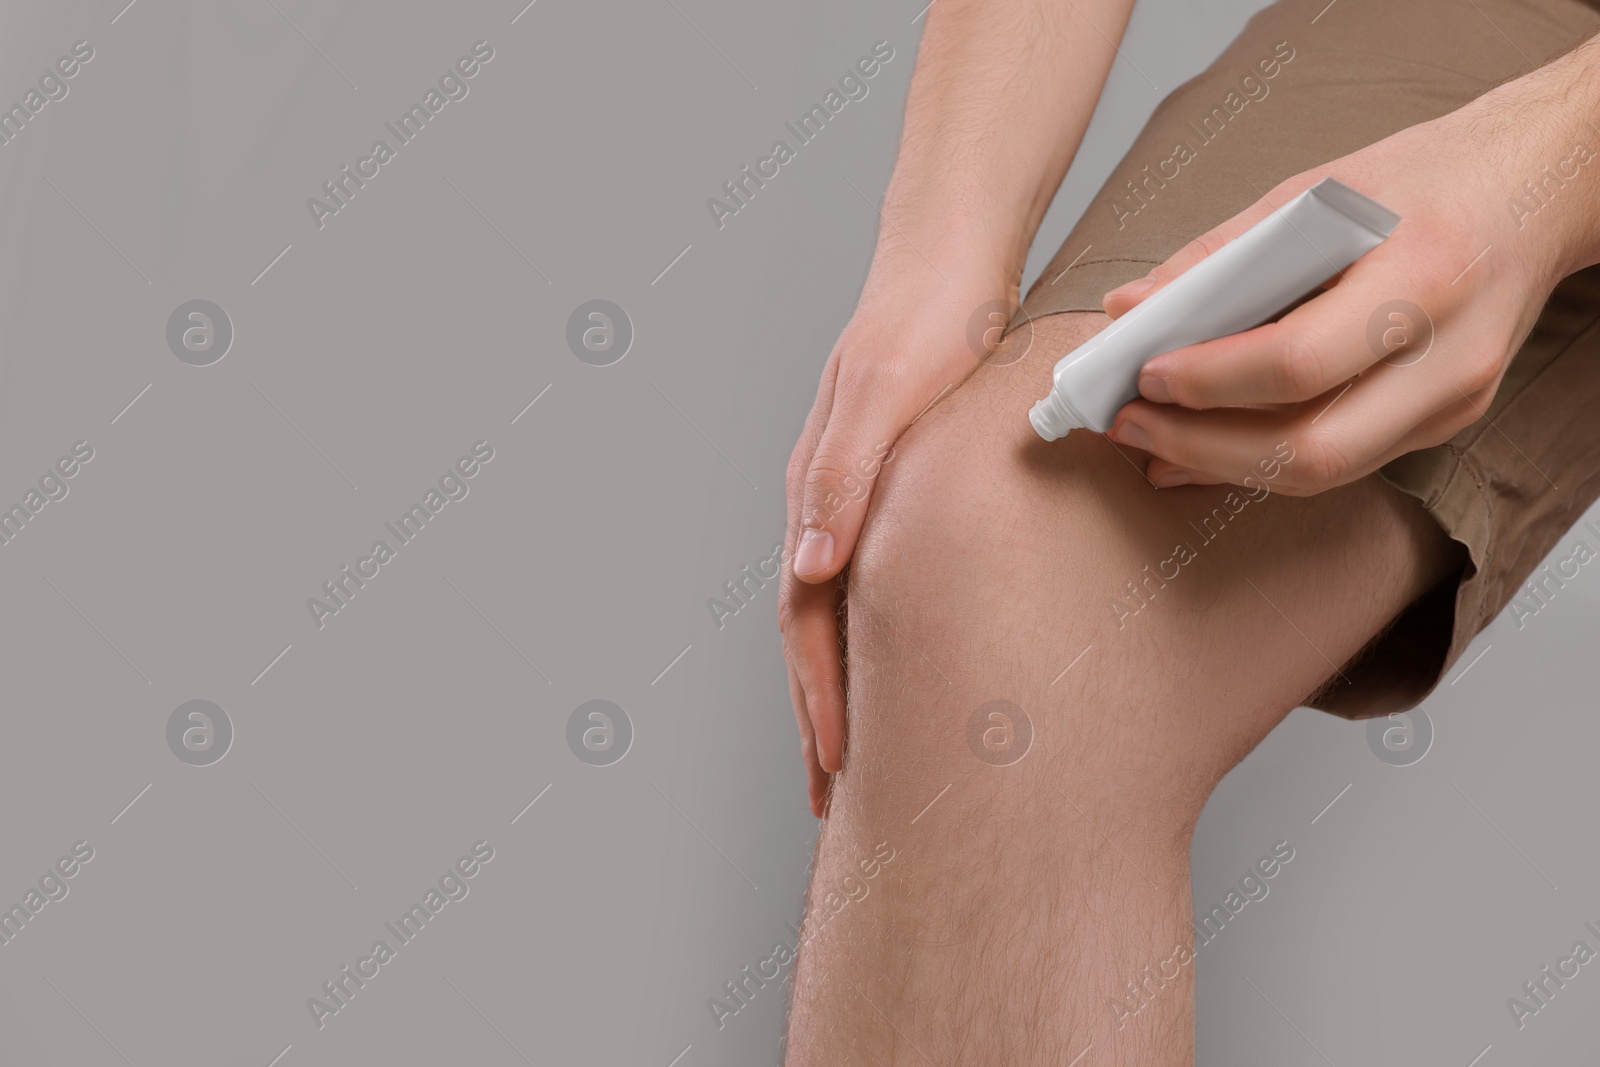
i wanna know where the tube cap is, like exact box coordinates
[1029,391,1084,441]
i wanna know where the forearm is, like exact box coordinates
[870,0,1136,284]
[1459,30,1600,283]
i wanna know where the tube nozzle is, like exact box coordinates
[1029,392,1082,441]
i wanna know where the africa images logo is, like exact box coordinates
[306,41,495,230]
[306,441,495,629]
[306,840,495,1029]
[705,41,894,230]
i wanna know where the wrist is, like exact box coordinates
[861,197,1026,311]
[876,181,1035,275]
[856,234,1019,338]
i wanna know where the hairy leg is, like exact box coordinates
[782,311,1459,1066]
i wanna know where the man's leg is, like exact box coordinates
[783,311,1460,1065]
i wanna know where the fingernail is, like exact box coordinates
[794,528,834,577]
[1113,420,1152,452]
[1152,468,1194,488]
[1107,274,1156,302]
[1139,371,1174,405]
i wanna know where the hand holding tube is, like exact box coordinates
[1090,68,1600,493]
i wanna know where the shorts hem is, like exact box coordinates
[1018,258,1166,322]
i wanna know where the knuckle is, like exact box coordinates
[1291,427,1353,488]
[1420,399,1483,450]
[835,355,905,398]
[1423,418,1467,450]
[1161,237,1211,279]
[833,358,871,394]
[1137,422,1174,464]
[1266,478,1318,499]
[1130,417,1184,467]
[1450,397,1485,434]
[785,448,811,493]
[1184,232,1219,265]
[801,459,848,512]
[802,454,870,523]
[1458,347,1505,395]
[1274,332,1329,401]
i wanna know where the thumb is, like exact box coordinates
[1100,179,1319,319]
[792,399,902,584]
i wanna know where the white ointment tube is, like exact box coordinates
[1029,177,1400,440]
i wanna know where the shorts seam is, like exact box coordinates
[1041,256,1165,284]
[1443,448,1494,633]
[1061,256,1164,270]
[1024,257,1167,319]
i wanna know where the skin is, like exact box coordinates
[781,0,1139,814]
[777,8,1600,1063]
[781,7,1600,814]
[781,309,1459,1064]
[776,5,1600,1060]
[1105,53,1600,489]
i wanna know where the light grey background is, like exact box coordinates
[0,1,1594,1065]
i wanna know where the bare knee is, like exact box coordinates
[836,313,1221,836]
[850,313,1125,603]
[835,309,1453,832]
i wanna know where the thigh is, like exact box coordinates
[1017,0,1600,713]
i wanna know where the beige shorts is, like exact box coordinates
[1019,0,1600,717]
